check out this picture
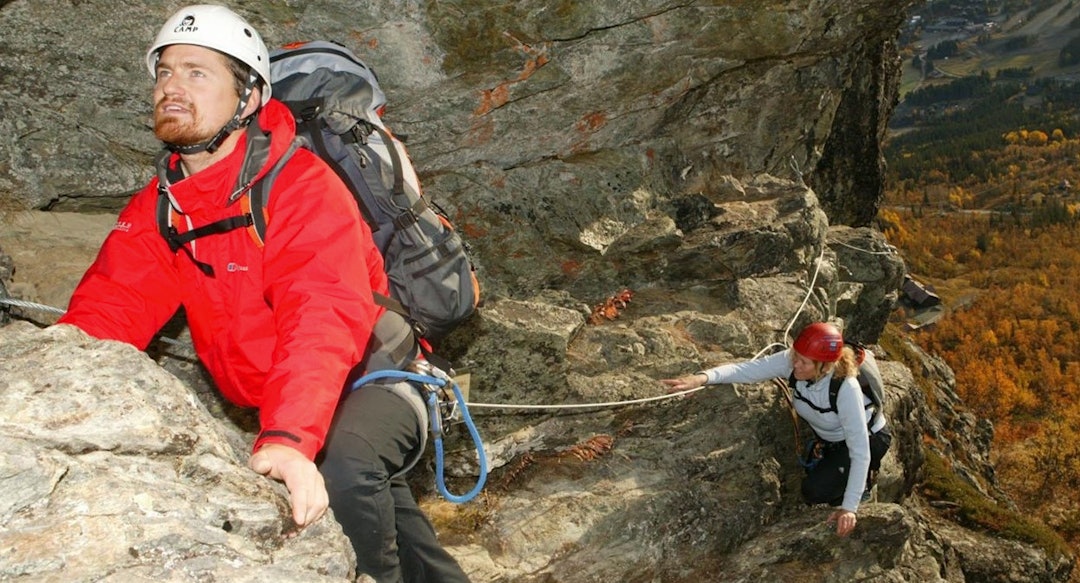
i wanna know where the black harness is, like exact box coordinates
[787,372,878,426]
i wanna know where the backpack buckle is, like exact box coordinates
[347,121,374,145]
[164,226,184,253]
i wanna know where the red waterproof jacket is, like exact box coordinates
[59,99,388,459]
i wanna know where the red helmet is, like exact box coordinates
[793,322,843,362]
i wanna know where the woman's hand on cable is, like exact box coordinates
[659,373,708,394]
[249,443,329,529]
[827,509,857,537]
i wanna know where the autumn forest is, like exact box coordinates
[883,23,1080,549]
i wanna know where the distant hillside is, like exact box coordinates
[886,2,1080,205]
[900,0,1080,97]
[885,77,1080,195]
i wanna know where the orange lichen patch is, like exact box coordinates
[517,54,549,80]
[473,50,550,116]
[475,84,511,116]
[494,434,616,490]
[576,111,608,134]
[560,259,584,276]
[590,303,620,323]
[587,289,634,325]
[494,452,536,490]
[345,32,379,51]
[503,31,550,64]
[460,222,488,239]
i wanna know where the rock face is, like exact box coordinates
[0,322,356,582]
[2,185,1072,581]
[1,250,1073,581]
[0,0,913,299]
[0,1,1074,582]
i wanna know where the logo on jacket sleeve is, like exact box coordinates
[113,220,133,233]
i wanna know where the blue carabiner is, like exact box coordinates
[352,369,488,503]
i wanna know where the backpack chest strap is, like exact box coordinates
[155,137,302,277]
[164,215,254,251]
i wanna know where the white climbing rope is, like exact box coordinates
[0,240,833,412]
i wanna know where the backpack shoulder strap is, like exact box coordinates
[831,374,879,429]
[153,137,303,272]
[365,124,431,231]
[370,125,405,198]
[827,375,844,415]
[247,137,304,246]
[154,150,249,277]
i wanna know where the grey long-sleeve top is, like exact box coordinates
[700,349,880,513]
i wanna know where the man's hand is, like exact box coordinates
[659,373,708,394]
[249,443,328,528]
[827,509,857,537]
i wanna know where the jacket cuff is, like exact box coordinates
[253,429,320,460]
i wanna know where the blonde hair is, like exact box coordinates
[832,345,858,379]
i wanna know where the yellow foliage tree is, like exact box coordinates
[1027,130,1049,146]
[948,186,973,209]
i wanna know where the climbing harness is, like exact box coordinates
[350,363,488,504]
[799,437,825,471]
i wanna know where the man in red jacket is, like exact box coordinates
[57,5,469,582]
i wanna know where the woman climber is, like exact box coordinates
[660,322,892,537]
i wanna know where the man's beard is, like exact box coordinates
[153,100,213,146]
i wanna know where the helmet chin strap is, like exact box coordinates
[165,72,259,155]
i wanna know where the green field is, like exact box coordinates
[908,0,1080,86]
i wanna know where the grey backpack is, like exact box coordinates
[266,41,480,350]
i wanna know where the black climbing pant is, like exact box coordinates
[319,381,471,583]
[801,427,892,506]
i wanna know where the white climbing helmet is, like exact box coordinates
[145,4,272,105]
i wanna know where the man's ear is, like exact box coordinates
[241,86,263,120]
